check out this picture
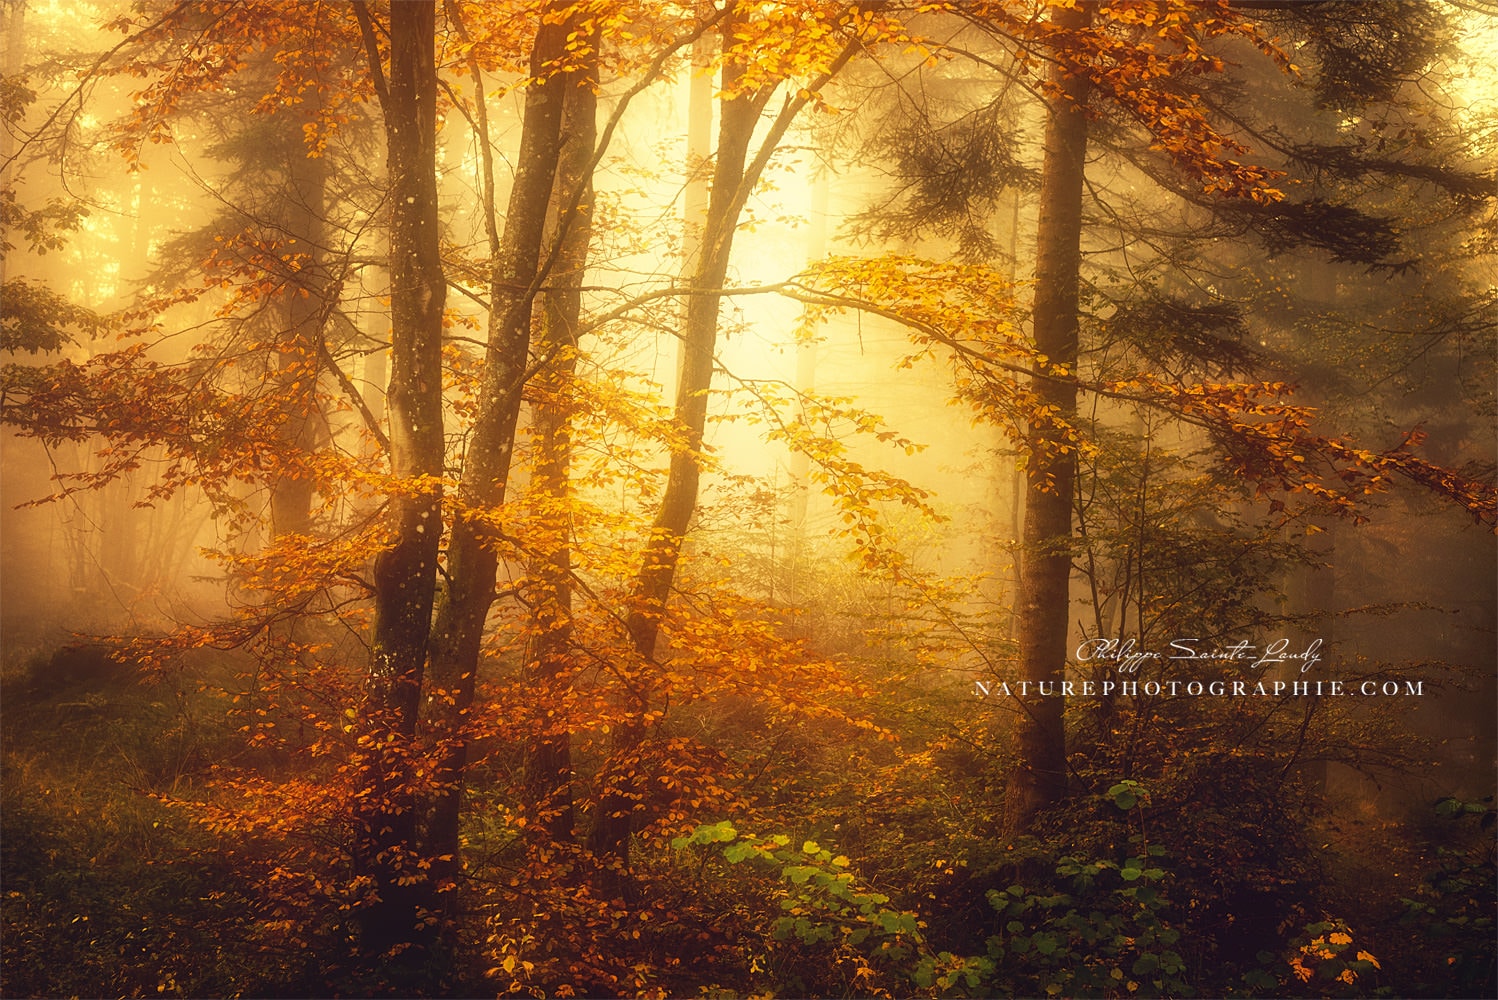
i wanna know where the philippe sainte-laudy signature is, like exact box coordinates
[1074,637,1324,673]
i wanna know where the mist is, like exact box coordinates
[3,2,1495,996]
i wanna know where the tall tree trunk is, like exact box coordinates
[594,14,864,871]
[354,0,446,959]
[592,37,769,869]
[270,130,328,539]
[0,0,21,291]
[424,2,570,892]
[787,169,827,600]
[1006,3,1092,834]
[623,72,765,663]
[1288,258,1338,794]
[524,45,598,844]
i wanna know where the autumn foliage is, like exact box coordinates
[2,1,1494,997]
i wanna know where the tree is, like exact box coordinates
[347,0,448,959]
[3,2,1494,994]
[522,17,599,847]
[827,0,1495,837]
[1006,0,1092,833]
[419,0,573,903]
[593,0,881,872]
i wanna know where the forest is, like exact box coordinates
[1,0,1495,997]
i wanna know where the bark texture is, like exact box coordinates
[1007,2,1092,834]
[424,4,570,886]
[524,36,599,846]
[592,32,773,867]
[594,14,864,870]
[356,0,446,958]
[270,139,327,539]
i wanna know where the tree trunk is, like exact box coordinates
[523,32,599,846]
[270,135,328,539]
[0,0,21,291]
[354,0,446,959]
[594,16,863,870]
[1006,2,1092,834]
[592,37,771,868]
[424,3,570,891]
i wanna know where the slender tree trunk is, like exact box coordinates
[355,0,446,959]
[788,170,827,599]
[1006,2,1092,834]
[594,15,864,870]
[424,3,570,891]
[270,138,328,539]
[524,45,598,844]
[1289,258,1338,793]
[1293,517,1334,792]
[592,38,771,867]
[623,80,764,659]
[0,0,21,291]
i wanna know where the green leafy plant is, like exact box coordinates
[1396,797,1496,996]
[896,782,1186,998]
[971,784,1184,997]
[673,821,924,956]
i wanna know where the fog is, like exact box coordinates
[2,2,1495,996]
